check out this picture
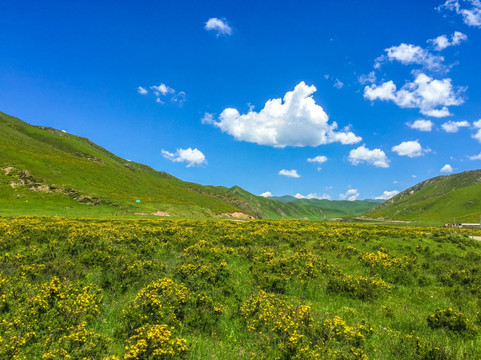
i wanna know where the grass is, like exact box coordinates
[2,217,481,359]
[369,169,481,224]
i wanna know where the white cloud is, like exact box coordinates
[430,35,450,51]
[438,0,481,27]
[333,79,344,89]
[294,193,331,200]
[279,169,300,178]
[349,145,390,168]
[260,191,273,197]
[364,73,464,117]
[469,152,481,160]
[429,31,468,51]
[407,119,433,132]
[137,86,148,95]
[171,91,186,105]
[151,83,175,96]
[472,119,481,142]
[375,190,400,200]
[452,31,469,44]
[207,81,362,148]
[440,164,454,173]
[339,189,360,201]
[201,112,215,125]
[307,155,328,164]
[161,148,207,167]
[392,140,426,158]
[205,18,232,36]
[379,43,445,71]
[359,71,377,85]
[441,120,470,132]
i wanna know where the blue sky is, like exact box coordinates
[1,0,481,200]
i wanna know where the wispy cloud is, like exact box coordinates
[137,82,186,105]
[279,169,300,178]
[438,0,481,27]
[441,120,470,133]
[137,86,148,95]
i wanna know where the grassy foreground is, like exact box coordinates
[1,217,481,359]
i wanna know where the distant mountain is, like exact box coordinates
[0,111,374,220]
[269,196,381,219]
[367,169,481,224]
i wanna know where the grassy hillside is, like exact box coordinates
[368,169,481,224]
[0,111,345,220]
[0,111,248,217]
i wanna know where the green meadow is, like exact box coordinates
[2,217,481,359]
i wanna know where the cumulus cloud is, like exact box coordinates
[339,189,360,201]
[438,0,481,27]
[279,169,300,178]
[161,148,207,167]
[441,120,470,132]
[364,73,464,117]
[260,191,273,197]
[440,164,454,173]
[348,145,390,168]
[429,31,468,51]
[392,140,427,158]
[375,190,400,200]
[137,86,148,95]
[307,155,328,164]
[376,43,445,71]
[205,18,232,36]
[295,193,331,200]
[206,82,362,148]
[407,119,433,132]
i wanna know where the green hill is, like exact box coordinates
[270,195,381,218]
[1,110,366,220]
[367,169,481,224]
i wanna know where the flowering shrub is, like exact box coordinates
[124,324,187,359]
[326,274,390,300]
[427,308,475,334]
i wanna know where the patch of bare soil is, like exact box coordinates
[153,211,170,216]
[217,212,254,220]
[134,211,171,217]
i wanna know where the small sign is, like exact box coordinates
[136,199,141,203]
